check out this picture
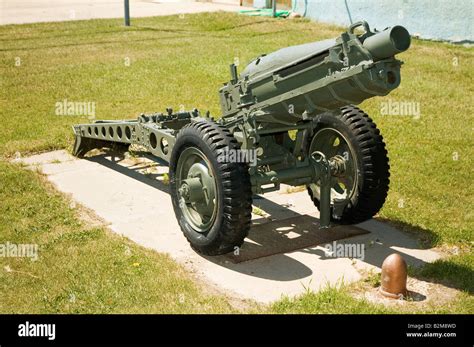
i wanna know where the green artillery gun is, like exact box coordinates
[73,21,410,255]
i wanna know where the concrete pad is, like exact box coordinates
[224,218,369,263]
[18,150,444,303]
[0,0,253,26]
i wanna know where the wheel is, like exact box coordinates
[169,120,252,255]
[307,105,390,224]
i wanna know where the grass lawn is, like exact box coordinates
[0,12,472,313]
[0,161,237,313]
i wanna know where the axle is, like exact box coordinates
[73,110,348,228]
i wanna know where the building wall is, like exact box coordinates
[254,0,267,8]
[257,0,473,42]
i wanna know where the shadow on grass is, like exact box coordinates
[0,17,273,42]
[135,20,272,33]
[374,216,440,248]
[0,35,190,52]
[0,21,292,52]
[413,255,474,295]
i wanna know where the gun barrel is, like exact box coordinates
[219,22,411,120]
[363,25,411,60]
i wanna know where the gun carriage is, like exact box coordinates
[73,21,411,255]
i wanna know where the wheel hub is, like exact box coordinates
[308,128,358,219]
[179,177,203,203]
[329,154,347,177]
[176,148,218,233]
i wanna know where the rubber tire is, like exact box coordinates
[307,105,390,224]
[169,121,253,255]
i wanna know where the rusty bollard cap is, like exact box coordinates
[379,253,408,299]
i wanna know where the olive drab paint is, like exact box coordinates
[72,21,410,248]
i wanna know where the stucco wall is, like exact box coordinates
[256,0,474,42]
[254,0,267,8]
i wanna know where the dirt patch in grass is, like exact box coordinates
[354,277,461,311]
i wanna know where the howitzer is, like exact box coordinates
[73,21,410,255]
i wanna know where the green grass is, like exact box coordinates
[271,284,474,314]
[0,13,472,313]
[272,285,394,314]
[414,252,474,295]
[0,161,235,313]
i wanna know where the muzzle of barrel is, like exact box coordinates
[363,25,411,60]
